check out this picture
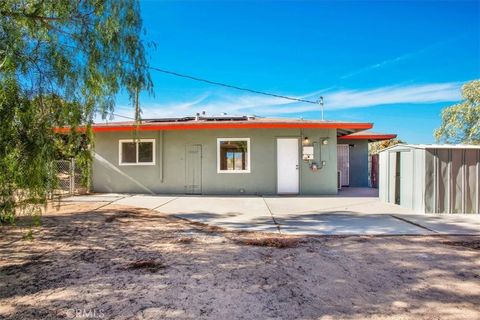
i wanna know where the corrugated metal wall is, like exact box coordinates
[425,148,480,214]
[380,146,480,214]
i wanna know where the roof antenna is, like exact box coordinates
[318,96,325,121]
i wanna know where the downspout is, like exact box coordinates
[159,130,164,183]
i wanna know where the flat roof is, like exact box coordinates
[380,144,480,152]
[339,131,397,142]
[56,117,373,136]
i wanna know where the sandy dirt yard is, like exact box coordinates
[1,202,479,320]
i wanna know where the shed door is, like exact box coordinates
[399,151,413,208]
[277,138,299,194]
[337,144,350,187]
[185,145,202,194]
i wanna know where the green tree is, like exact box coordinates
[369,138,406,155]
[0,0,152,223]
[434,80,480,144]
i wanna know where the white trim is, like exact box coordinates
[119,139,156,166]
[217,138,251,173]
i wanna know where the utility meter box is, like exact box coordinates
[302,146,314,160]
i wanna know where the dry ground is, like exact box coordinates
[1,202,479,320]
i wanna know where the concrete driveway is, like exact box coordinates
[63,190,480,235]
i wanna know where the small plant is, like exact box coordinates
[22,229,34,241]
[105,211,131,223]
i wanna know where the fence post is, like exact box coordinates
[70,158,75,195]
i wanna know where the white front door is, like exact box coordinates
[277,138,299,194]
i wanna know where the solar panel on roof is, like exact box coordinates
[143,117,196,123]
[143,115,253,123]
[201,116,248,121]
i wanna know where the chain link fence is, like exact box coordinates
[53,159,86,197]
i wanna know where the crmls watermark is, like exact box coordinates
[65,308,105,319]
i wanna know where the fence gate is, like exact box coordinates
[54,159,84,197]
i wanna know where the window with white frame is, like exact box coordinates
[217,138,250,173]
[119,139,155,165]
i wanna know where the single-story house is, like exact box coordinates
[84,115,395,195]
[337,131,396,188]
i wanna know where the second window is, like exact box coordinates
[217,138,250,173]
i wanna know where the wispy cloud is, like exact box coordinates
[340,52,417,79]
[99,81,463,122]
[340,39,458,79]
[322,82,462,109]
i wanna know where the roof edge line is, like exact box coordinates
[56,122,374,133]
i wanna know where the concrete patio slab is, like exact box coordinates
[154,197,278,232]
[336,187,380,197]
[274,213,432,235]
[60,193,480,235]
[264,196,412,216]
[114,195,177,210]
[391,214,480,235]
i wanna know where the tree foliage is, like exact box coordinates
[0,0,151,223]
[369,138,405,155]
[434,80,480,144]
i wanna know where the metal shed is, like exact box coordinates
[379,144,480,214]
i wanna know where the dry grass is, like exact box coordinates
[104,211,131,223]
[127,259,165,272]
[443,239,480,250]
[236,236,302,248]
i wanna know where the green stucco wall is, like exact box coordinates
[92,128,338,195]
[337,139,369,187]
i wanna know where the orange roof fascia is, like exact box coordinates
[90,122,373,132]
[55,122,373,133]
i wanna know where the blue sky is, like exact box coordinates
[110,0,479,144]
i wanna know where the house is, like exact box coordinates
[337,131,397,188]
[379,144,480,213]
[88,115,395,195]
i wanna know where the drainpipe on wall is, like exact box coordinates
[158,130,164,183]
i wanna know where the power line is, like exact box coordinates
[59,42,321,105]
[96,111,136,120]
[146,66,319,105]
[110,113,136,120]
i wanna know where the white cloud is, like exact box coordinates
[340,52,417,79]
[322,82,462,109]
[96,81,463,122]
[340,39,457,79]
